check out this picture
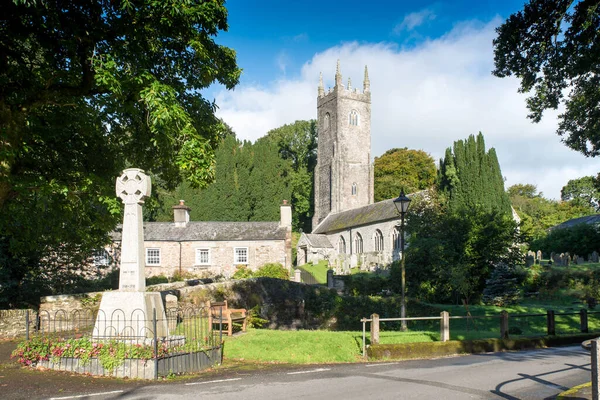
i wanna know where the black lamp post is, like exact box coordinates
[393,190,411,331]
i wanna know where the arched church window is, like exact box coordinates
[374,229,384,252]
[338,236,346,254]
[393,227,401,250]
[354,233,363,254]
[351,183,357,195]
[349,110,359,126]
[324,113,330,130]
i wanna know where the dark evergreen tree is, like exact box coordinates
[439,133,511,215]
[258,120,317,232]
[482,263,522,306]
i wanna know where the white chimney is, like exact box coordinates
[172,200,191,227]
[280,199,292,228]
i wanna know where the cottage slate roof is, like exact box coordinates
[303,233,333,248]
[312,199,400,234]
[110,221,288,242]
[552,214,600,230]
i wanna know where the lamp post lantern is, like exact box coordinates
[393,190,411,331]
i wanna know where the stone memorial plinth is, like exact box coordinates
[94,168,168,339]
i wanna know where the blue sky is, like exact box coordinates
[211,1,599,199]
[217,0,525,86]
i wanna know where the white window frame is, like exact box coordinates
[93,249,110,267]
[145,248,161,266]
[195,248,211,265]
[374,230,384,252]
[234,247,248,264]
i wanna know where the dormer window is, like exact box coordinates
[349,110,359,126]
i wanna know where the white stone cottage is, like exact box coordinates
[105,200,293,278]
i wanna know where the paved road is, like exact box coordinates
[45,346,592,400]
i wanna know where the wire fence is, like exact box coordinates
[18,304,224,379]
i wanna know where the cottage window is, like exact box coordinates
[146,248,161,265]
[234,247,248,264]
[196,248,210,265]
[374,230,384,252]
[93,249,110,267]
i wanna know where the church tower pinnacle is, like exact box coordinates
[363,66,370,93]
[318,72,324,97]
[335,59,342,87]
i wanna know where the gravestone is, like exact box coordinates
[536,250,543,264]
[553,253,563,266]
[525,254,535,267]
[578,256,585,264]
[593,251,600,263]
[94,168,169,339]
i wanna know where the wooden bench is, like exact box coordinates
[207,300,248,336]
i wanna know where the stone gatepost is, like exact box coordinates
[94,168,169,339]
[593,340,600,400]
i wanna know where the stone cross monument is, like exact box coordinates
[115,168,151,292]
[94,168,168,339]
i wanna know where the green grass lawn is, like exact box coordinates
[223,328,440,364]
[298,260,329,284]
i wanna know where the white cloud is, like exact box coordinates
[393,8,436,34]
[215,18,599,200]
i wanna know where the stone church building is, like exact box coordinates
[297,62,405,272]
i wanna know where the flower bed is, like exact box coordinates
[12,336,220,379]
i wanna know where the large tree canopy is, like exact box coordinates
[508,183,595,239]
[0,0,240,306]
[561,176,600,211]
[493,0,600,156]
[373,148,436,202]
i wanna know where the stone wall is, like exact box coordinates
[0,309,38,338]
[39,292,104,315]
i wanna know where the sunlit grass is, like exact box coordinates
[298,260,329,284]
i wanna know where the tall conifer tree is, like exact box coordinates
[439,133,511,215]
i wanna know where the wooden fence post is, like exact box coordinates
[593,339,600,400]
[440,311,449,342]
[547,310,555,336]
[500,311,509,339]
[370,313,380,345]
[581,309,589,333]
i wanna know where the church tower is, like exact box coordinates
[312,61,374,228]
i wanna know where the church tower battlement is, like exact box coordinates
[312,61,374,228]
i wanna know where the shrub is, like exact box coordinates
[233,265,253,279]
[146,275,169,286]
[531,223,600,257]
[254,263,290,280]
[482,263,521,306]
